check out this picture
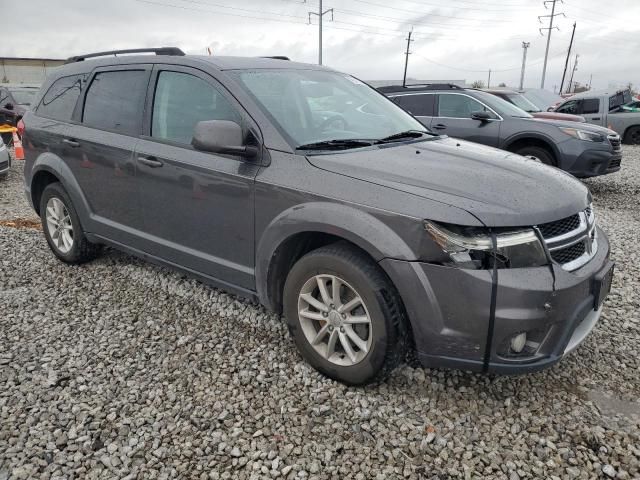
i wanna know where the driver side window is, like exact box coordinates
[438,94,493,119]
[556,100,579,114]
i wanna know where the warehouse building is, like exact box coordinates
[1,57,65,85]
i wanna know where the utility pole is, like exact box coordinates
[559,22,576,94]
[567,53,579,93]
[539,0,565,89]
[588,73,593,90]
[487,69,491,88]
[519,42,530,90]
[308,0,333,65]
[402,29,414,87]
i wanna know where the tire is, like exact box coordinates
[283,242,407,385]
[515,145,555,166]
[0,172,7,181]
[40,182,102,264]
[624,126,640,145]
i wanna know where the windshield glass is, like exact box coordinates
[504,93,541,113]
[9,89,38,105]
[231,69,427,147]
[474,90,533,118]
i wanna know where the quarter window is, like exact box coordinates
[83,70,148,135]
[37,75,84,121]
[152,71,241,145]
[581,98,600,114]
[392,94,435,116]
[438,94,494,118]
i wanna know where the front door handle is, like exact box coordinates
[138,156,163,168]
[62,138,80,148]
[432,124,447,130]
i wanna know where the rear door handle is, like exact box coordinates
[432,124,447,130]
[62,138,80,148]
[138,156,163,168]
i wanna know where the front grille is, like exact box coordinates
[551,241,586,264]
[608,134,621,151]
[608,157,622,170]
[537,214,580,239]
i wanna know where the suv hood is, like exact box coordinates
[306,137,590,227]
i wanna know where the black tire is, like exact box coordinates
[283,242,408,385]
[40,182,102,264]
[515,145,555,166]
[624,126,640,145]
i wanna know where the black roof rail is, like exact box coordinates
[65,47,186,64]
[260,56,290,60]
[377,83,464,93]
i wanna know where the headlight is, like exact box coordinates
[559,127,605,142]
[424,221,549,269]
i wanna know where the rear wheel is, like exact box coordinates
[40,182,102,264]
[624,126,640,145]
[283,242,407,385]
[515,145,555,166]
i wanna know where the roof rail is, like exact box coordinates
[377,83,463,93]
[260,56,290,61]
[65,47,186,64]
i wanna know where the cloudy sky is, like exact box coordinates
[7,0,640,91]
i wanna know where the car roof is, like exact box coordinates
[483,88,518,95]
[378,84,466,94]
[569,89,627,99]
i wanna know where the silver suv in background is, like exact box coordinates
[381,84,622,177]
[554,89,640,144]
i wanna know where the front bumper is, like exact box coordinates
[564,147,622,178]
[0,148,10,175]
[380,227,611,374]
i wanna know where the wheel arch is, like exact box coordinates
[503,134,559,165]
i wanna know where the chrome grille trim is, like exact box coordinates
[608,133,621,151]
[537,205,597,271]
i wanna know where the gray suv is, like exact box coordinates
[23,48,614,385]
[381,84,622,177]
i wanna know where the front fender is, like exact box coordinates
[255,201,418,308]
[502,132,561,159]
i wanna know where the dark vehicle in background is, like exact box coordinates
[484,88,586,123]
[23,48,613,384]
[0,84,39,144]
[554,89,640,144]
[520,88,563,112]
[381,84,622,177]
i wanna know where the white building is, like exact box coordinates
[1,57,65,86]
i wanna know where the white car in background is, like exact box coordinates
[0,135,10,179]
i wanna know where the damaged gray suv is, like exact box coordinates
[23,48,614,384]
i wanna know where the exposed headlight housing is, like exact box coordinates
[424,221,549,269]
[559,127,605,142]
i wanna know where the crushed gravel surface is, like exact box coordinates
[1,148,640,479]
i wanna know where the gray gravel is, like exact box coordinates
[1,148,640,479]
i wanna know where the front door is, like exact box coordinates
[431,93,501,147]
[134,66,259,290]
[579,98,605,126]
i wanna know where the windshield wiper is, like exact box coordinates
[296,139,374,150]
[375,130,431,144]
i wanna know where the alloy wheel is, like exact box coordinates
[297,274,372,366]
[45,197,74,254]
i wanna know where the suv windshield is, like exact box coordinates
[231,69,426,147]
[9,89,38,106]
[503,93,541,113]
[473,90,533,119]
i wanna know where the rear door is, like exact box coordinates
[431,93,501,146]
[389,93,435,128]
[134,65,259,289]
[65,65,151,243]
[578,97,604,126]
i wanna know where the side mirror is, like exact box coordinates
[471,111,492,122]
[191,120,258,158]
[4,103,14,110]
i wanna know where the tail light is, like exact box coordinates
[17,119,25,137]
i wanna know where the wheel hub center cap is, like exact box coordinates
[328,310,342,327]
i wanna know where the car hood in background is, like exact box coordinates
[306,137,590,227]
[531,111,586,123]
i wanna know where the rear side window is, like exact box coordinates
[392,94,435,116]
[581,98,600,114]
[83,70,148,135]
[37,75,83,121]
[151,71,241,145]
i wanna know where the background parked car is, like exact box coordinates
[520,88,563,112]
[0,84,39,145]
[0,135,10,179]
[484,88,586,123]
[554,89,640,144]
[381,83,622,177]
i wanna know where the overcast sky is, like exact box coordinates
[6,0,640,91]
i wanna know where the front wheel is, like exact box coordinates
[624,126,640,145]
[515,145,555,166]
[283,243,407,385]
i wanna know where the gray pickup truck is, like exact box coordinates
[554,89,640,144]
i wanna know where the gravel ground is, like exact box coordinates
[1,148,639,480]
